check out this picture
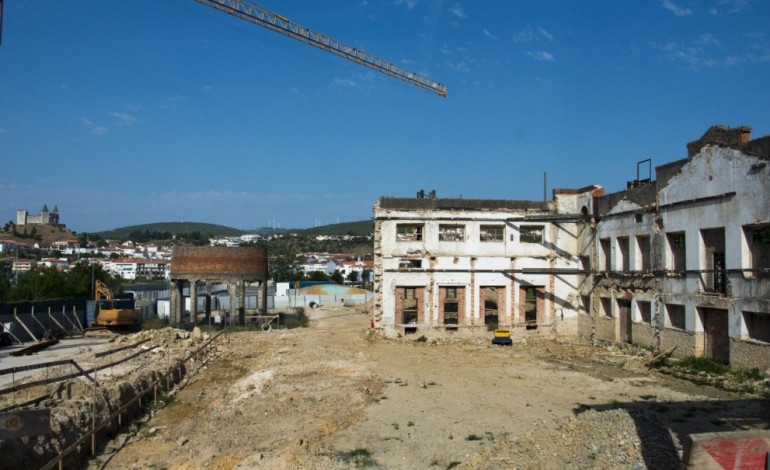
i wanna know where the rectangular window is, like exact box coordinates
[637,300,652,323]
[666,304,686,330]
[601,298,612,318]
[482,287,501,327]
[600,238,611,272]
[701,228,726,294]
[398,259,422,269]
[667,232,686,271]
[438,224,465,242]
[479,225,504,242]
[402,288,418,324]
[443,287,459,325]
[636,235,650,271]
[581,295,591,315]
[746,225,770,277]
[617,237,630,272]
[744,311,770,343]
[396,224,423,242]
[520,225,544,243]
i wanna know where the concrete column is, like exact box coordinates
[229,282,237,326]
[190,280,198,325]
[261,280,268,316]
[205,282,212,325]
[239,281,246,325]
[170,280,185,327]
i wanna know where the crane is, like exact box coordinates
[194,0,447,97]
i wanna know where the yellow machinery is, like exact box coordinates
[93,280,140,328]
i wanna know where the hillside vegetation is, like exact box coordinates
[96,220,374,241]
[96,222,244,239]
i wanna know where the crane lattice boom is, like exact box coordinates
[195,0,447,97]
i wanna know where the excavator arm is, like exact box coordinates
[195,0,447,97]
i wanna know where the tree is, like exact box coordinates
[307,270,329,282]
[346,270,359,284]
[330,270,344,284]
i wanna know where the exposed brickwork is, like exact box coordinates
[171,246,268,280]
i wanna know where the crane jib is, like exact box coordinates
[195,0,447,97]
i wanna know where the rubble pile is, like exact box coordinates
[0,327,219,469]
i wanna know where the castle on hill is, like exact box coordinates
[17,204,60,226]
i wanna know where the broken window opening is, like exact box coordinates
[438,224,465,242]
[600,238,611,272]
[521,286,541,329]
[396,223,424,242]
[601,297,612,318]
[401,287,419,324]
[746,225,770,277]
[636,235,651,271]
[520,225,544,244]
[617,237,630,272]
[581,295,591,315]
[637,300,652,323]
[665,304,686,330]
[398,259,422,269]
[667,232,686,272]
[442,287,459,326]
[744,311,770,343]
[701,228,726,294]
[482,287,501,328]
[480,225,505,242]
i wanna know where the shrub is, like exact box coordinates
[676,356,729,375]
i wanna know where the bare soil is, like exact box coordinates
[81,306,770,470]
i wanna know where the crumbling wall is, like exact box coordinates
[631,323,656,349]
[658,328,698,359]
[729,339,770,371]
[595,316,615,342]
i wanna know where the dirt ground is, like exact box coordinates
[85,306,770,470]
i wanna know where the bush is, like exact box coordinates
[282,310,309,329]
[676,356,730,375]
[141,317,169,330]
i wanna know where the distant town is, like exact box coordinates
[1,205,373,285]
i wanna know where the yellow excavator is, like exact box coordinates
[93,280,140,328]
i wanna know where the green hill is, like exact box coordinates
[298,220,373,237]
[97,222,244,240]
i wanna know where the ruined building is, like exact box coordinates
[16,204,60,226]
[372,125,770,370]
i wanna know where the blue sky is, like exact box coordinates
[1,0,768,232]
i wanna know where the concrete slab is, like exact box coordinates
[0,337,114,386]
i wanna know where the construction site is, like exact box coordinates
[1,301,770,469]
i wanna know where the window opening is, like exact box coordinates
[637,235,650,271]
[402,288,418,324]
[443,287,459,325]
[396,224,423,242]
[482,287,500,328]
[667,232,686,272]
[666,304,686,330]
[438,224,465,242]
[520,225,544,244]
[600,238,611,272]
[637,300,652,323]
[480,225,504,242]
[744,311,770,343]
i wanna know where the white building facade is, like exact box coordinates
[373,187,601,337]
[373,125,770,370]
